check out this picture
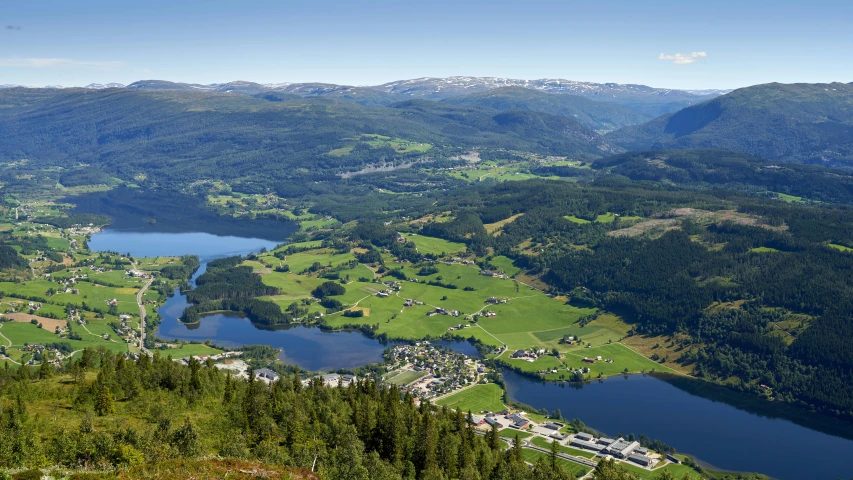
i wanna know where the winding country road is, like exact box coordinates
[136,277,154,354]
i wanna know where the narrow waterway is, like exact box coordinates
[90,227,388,371]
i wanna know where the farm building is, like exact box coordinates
[606,438,641,459]
[628,453,653,467]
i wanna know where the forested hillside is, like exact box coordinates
[606,82,853,166]
[0,348,585,479]
[442,87,650,132]
[0,88,615,187]
[590,149,853,203]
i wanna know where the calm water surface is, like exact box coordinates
[88,230,281,259]
[503,369,853,480]
[90,228,387,371]
[89,228,853,479]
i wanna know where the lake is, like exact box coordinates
[89,226,388,371]
[87,222,853,479]
[503,369,853,480]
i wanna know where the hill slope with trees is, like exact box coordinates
[443,87,651,132]
[0,88,617,187]
[606,82,853,166]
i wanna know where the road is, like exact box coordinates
[136,276,154,353]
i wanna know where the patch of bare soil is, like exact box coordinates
[4,313,68,331]
[609,208,785,238]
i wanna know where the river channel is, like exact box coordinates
[87,225,853,480]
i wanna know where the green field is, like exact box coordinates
[160,343,224,358]
[404,234,466,256]
[329,134,432,156]
[385,369,427,386]
[530,437,596,459]
[519,448,591,477]
[750,246,780,253]
[775,192,807,203]
[498,428,533,440]
[618,460,701,480]
[488,255,521,277]
[0,322,130,362]
[448,163,554,183]
[258,247,356,274]
[828,243,853,252]
[435,383,505,413]
[558,343,676,378]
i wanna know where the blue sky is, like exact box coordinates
[2,0,851,89]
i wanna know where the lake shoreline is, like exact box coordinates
[84,219,853,480]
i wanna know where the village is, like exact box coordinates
[383,341,490,402]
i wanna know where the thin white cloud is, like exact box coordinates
[658,52,707,65]
[0,57,126,69]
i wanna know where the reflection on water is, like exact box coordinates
[502,369,853,480]
[157,311,387,371]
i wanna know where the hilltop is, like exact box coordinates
[607,82,853,166]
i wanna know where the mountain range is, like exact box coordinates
[0,76,727,117]
[0,88,617,190]
[1,78,852,184]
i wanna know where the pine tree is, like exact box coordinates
[546,438,558,469]
[223,371,234,404]
[511,434,523,464]
[38,360,53,379]
[485,422,498,450]
[94,383,115,416]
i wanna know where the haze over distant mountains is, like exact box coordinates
[0,76,729,118]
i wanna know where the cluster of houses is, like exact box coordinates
[111,315,141,344]
[480,270,509,279]
[177,351,243,366]
[470,410,534,430]
[67,225,101,237]
[18,343,71,366]
[467,310,496,321]
[125,268,151,278]
[447,323,471,332]
[445,257,476,266]
[376,280,402,298]
[301,373,358,388]
[569,432,657,467]
[429,307,460,317]
[509,349,545,361]
[582,355,613,364]
[386,342,485,401]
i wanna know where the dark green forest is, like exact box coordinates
[0,349,594,480]
[442,87,651,132]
